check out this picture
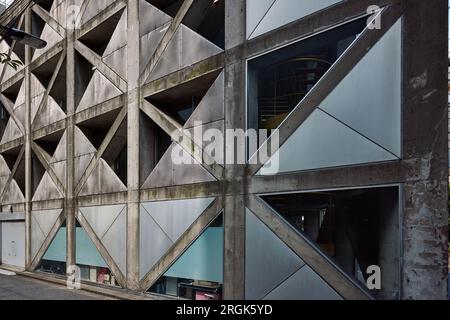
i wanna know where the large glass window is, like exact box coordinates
[247,17,367,146]
[37,221,118,287]
[148,214,223,300]
[261,186,400,300]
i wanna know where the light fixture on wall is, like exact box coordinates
[0,26,47,49]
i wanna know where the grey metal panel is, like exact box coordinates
[13,104,25,128]
[81,0,115,25]
[0,212,25,222]
[172,156,217,187]
[0,177,8,195]
[50,0,78,27]
[50,132,67,164]
[103,9,128,57]
[79,204,126,240]
[250,0,342,39]
[246,0,275,39]
[142,197,214,243]
[184,71,225,128]
[32,24,64,61]
[245,208,305,300]
[31,215,46,260]
[32,172,63,201]
[50,161,66,189]
[0,156,10,177]
[33,96,66,130]
[30,94,41,125]
[74,127,97,156]
[264,265,343,300]
[139,0,172,37]
[187,120,224,162]
[1,221,25,268]
[32,209,62,238]
[79,159,127,196]
[0,118,22,144]
[322,19,402,157]
[180,24,223,68]
[103,46,128,80]
[14,82,25,107]
[142,143,215,189]
[77,70,122,112]
[147,27,181,82]
[74,154,95,185]
[30,74,46,99]
[140,23,169,72]
[139,206,173,279]
[258,109,397,175]
[2,181,25,205]
[142,143,174,189]
[101,208,127,274]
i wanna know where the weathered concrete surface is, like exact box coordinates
[401,0,449,300]
[0,274,114,300]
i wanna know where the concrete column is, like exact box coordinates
[65,0,77,273]
[24,7,32,270]
[401,0,448,300]
[223,0,246,300]
[126,0,141,290]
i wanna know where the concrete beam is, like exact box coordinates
[126,0,141,291]
[0,138,25,154]
[140,181,222,202]
[24,6,32,271]
[141,53,224,98]
[32,120,66,140]
[28,42,65,72]
[0,70,25,92]
[77,192,128,207]
[74,95,124,123]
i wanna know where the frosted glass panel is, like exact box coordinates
[263,266,342,300]
[259,109,397,175]
[246,0,275,38]
[249,0,341,39]
[321,19,402,157]
[245,209,305,300]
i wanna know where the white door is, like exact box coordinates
[1,222,25,268]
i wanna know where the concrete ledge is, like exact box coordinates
[18,271,159,301]
[0,269,16,276]
[0,212,25,221]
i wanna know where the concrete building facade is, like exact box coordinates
[0,0,448,300]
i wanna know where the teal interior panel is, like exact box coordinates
[165,227,223,283]
[42,227,108,268]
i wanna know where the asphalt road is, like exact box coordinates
[0,274,114,300]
